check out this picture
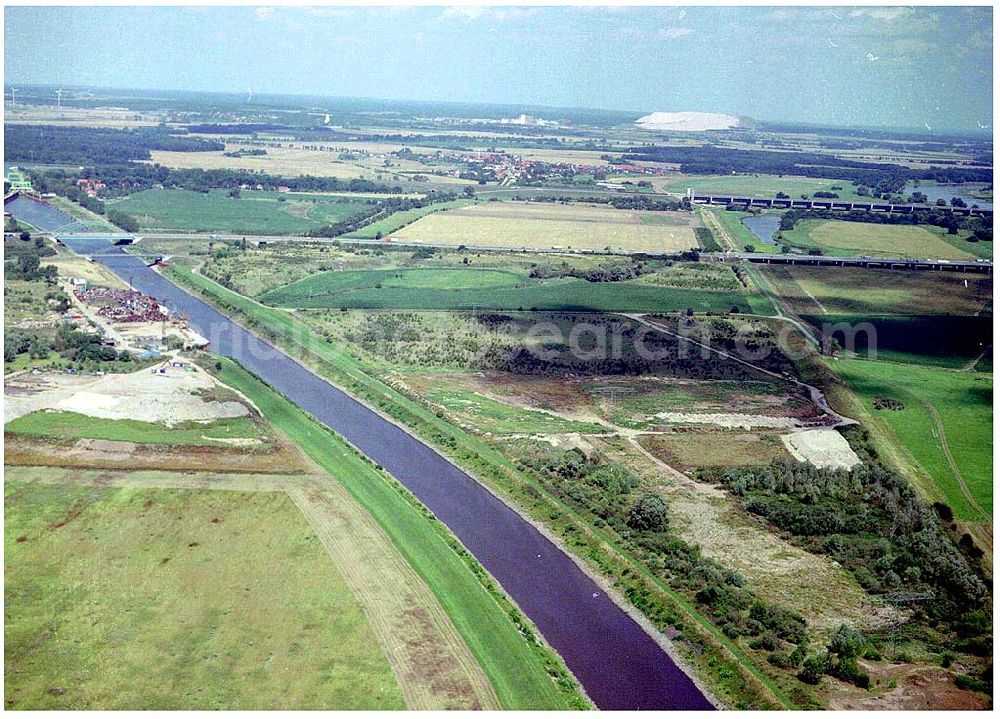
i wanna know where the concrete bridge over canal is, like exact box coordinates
[691,194,993,219]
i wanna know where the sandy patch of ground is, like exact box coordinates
[781,429,861,470]
[594,436,892,635]
[49,256,128,288]
[5,362,247,425]
[522,432,597,456]
[826,663,988,710]
[667,492,896,633]
[654,412,801,430]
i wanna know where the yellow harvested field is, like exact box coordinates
[149,145,373,179]
[5,106,162,128]
[150,144,476,185]
[393,201,699,253]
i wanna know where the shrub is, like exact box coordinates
[627,494,669,532]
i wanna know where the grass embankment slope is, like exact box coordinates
[259,266,770,314]
[4,480,404,710]
[703,208,780,253]
[6,411,267,447]
[166,263,798,710]
[213,357,587,709]
[831,359,992,523]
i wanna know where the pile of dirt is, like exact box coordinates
[654,412,800,430]
[5,362,248,426]
[781,429,861,470]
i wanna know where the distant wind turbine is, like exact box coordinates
[56,88,64,108]
[247,87,253,103]
[9,87,18,108]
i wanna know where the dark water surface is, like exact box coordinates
[51,235,713,711]
[4,195,80,232]
[741,215,780,245]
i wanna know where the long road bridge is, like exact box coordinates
[691,194,993,218]
[707,251,993,274]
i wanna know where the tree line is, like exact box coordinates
[28,164,406,199]
[622,144,991,191]
[5,125,223,164]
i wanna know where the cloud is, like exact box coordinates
[300,7,352,18]
[848,7,912,22]
[440,6,538,22]
[254,6,276,21]
[658,26,694,39]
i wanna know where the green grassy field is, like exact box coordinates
[343,199,476,239]
[779,219,977,260]
[5,411,269,447]
[832,359,992,521]
[111,189,371,234]
[761,265,993,317]
[211,357,587,709]
[259,266,768,313]
[4,480,404,709]
[665,175,868,202]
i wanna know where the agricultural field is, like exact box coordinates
[778,219,979,260]
[343,198,476,239]
[109,188,372,234]
[149,145,375,179]
[4,479,405,710]
[201,238,751,302]
[148,143,475,188]
[760,265,993,317]
[830,359,992,523]
[391,201,701,253]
